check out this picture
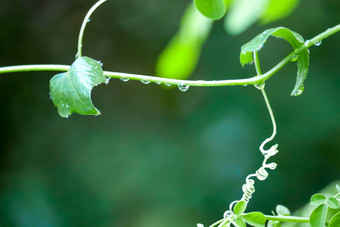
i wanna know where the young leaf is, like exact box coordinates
[242,212,266,227]
[233,200,247,215]
[329,211,340,227]
[239,27,309,96]
[260,0,300,25]
[310,194,327,206]
[156,4,212,80]
[309,204,327,227]
[234,217,246,227]
[326,197,340,209]
[276,204,291,216]
[50,56,106,118]
[224,0,269,36]
[194,0,226,20]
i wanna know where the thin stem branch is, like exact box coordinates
[253,51,262,76]
[259,88,277,152]
[1,24,340,87]
[77,0,107,57]
[264,215,310,223]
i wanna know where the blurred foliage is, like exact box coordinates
[158,0,302,82]
[156,4,212,80]
[0,0,339,227]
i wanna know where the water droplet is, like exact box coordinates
[256,167,268,181]
[197,224,204,227]
[75,53,79,59]
[243,84,248,87]
[87,18,91,22]
[178,83,189,92]
[314,41,322,46]
[290,55,298,62]
[254,82,265,90]
[296,89,303,95]
[97,60,103,67]
[105,77,111,85]
[293,85,304,96]
[266,162,277,170]
[141,80,150,84]
[66,104,69,108]
[155,82,161,85]
[165,83,171,87]
[120,77,129,82]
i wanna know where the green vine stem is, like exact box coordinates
[1,24,340,87]
[264,215,309,223]
[77,0,107,58]
[209,215,309,227]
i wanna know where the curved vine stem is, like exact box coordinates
[77,0,107,58]
[1,24,340,87]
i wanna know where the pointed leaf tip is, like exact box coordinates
[50,56,106,118]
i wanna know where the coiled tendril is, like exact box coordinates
[215,85,278,227]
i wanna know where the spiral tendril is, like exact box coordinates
[219,87,278,226]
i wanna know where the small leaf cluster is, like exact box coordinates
[309,185,340,227]
[221,200,266,227]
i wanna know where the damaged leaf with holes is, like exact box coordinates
[49,56,106,118]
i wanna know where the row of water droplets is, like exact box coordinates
[118,76,190,92]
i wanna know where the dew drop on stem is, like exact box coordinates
[178,83,189,92]
[165,83,171,87]
[254,82,265,90]
[314,41,322,46]
[120,77,129,82]
[141,80,150,84]
[290,55,298,62]
[87,18,91,23]
[105,77,111,85]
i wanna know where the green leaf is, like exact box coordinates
[327,197,340,209]
[224,0,270,35]
[329,211,340,227]
[260,0,300,25]
[309,204,327,227]
[233,200,247,215]
[234,217,246,227]
[242,212,266,227]
[50,56,106,118]
[276,204,291,216]
[156,4,212,80]
[310,194,327,206]
[291,48,309,96]
[194,0,227,20]
[239,27,309,96]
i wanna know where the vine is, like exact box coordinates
[0,1,340,226]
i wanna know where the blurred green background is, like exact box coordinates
[0,0,339,226]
